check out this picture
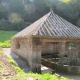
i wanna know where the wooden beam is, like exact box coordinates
[43,22,52,36]
[50,16,68,36]
[59,17,80,37]
[51,12,75,37]
[46,17,62,36]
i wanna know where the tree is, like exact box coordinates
[9,0,25,14]
[56,0,79,25]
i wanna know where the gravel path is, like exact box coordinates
[2,48,80,80]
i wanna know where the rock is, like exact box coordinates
[27,77,34,80]
[3,72,10,76]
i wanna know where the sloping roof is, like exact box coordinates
[13,11,80,38]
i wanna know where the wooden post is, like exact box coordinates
[65,42,69,56]
[28,38,42,73]
[75,42,80,59]
[59,42,66,63]
[77,43,80,59]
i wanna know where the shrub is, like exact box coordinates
[0,18,12,31]
[0,40,11,47]
[11,21,31,31]
[69,42,75,47]
[0,18,31,31]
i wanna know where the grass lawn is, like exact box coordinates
[0,30,17,47]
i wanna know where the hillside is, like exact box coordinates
[0,30,17,47]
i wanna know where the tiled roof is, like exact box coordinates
[13,11,80,38]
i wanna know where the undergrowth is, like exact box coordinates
[0,30,17,47]
[0,48,3,54]
[8,56,70,80]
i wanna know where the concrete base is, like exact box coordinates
[42,58,80,75]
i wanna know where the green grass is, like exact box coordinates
[13,72,70,80]
[0,30,17,47]
[0,48,3,54]
[8,56,25,74]
[8,56,70,80]
[0,50,3,54]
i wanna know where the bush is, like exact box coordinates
[0,18,12,31]
[11,20,31,31]
[69,42,75,47]
[0,18,31,31]
[0,40,11,47]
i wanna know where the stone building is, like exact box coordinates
[11,11,80,72]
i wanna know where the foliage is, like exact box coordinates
[11,20,31,31]
[0,18,12,30]
[0,48,3,54]
[9,0,25,14]
[0,40,10,47]
[9,13,23,23]
[61,0,70,3]
[0,0,80,31]
[0,30,17,47]
[69,42,75,47]
[0,18,30,31]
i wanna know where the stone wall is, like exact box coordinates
[42,42,60,55]
[11,38,42,72]
[11,38,30,65]
[11,39,60,57]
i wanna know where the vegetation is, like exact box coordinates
[0,30,70,79]
[0,0,79,31]
[8,55,70,80]
[69,42,75,47]
[0,30,17,47]
[0,50,3,54]
[0,0,78,79]
[0,48,3,54]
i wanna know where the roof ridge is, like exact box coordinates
[12,11,80,38]
[33,12,51,35]
[12,12,50,38]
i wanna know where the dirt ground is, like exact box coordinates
[0,54,16,80]
[3,48,30,72]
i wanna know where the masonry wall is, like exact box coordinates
[11,38,61,72]
[42,42,60,55]
[11,39,60,59]
[11,38,31,66]
[11,38,42,72]
[11,38,60,52]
